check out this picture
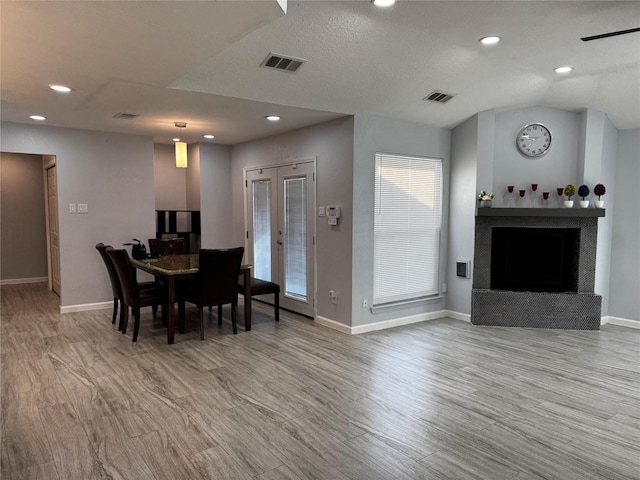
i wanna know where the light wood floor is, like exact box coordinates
[1,283,639,480]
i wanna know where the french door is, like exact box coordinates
[245,161,315,317]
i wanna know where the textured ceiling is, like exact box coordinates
[2,1,639,146]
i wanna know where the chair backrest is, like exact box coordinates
[198,247,244,306]
[96,243,121,299]
[148,238,186,256]
[106,247,140,308]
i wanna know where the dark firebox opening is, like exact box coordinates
[490,227,580,292]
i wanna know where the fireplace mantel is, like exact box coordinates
[476,208,605,218]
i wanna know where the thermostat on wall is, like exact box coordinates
[327,205,341,226]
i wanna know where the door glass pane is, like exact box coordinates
[284,177,307,300]
[252,180,272,281]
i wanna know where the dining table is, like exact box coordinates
[131,254,252,344]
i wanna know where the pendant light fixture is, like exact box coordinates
[175,141,187,168]
[174,122,188,168]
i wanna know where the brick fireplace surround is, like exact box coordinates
[472,208,605,330]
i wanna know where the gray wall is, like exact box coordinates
[153,143,187,210]
[198,142,234,249]
[447,109,498,317]
[609,129,640,322]
[493,106,581,208]
[229,117,354,326]
[0,152,48,281]
[476,110,496,197]
[587,111,618,314]
[1,122,156,308]
[352,114,451,327]
[446,116,478,315]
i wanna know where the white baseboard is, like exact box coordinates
[60,301,112,314]
[601,316,640,329]
[317,310,447,335]
[315,316,352,334]
[443,310,471,322]
[0,277,48,286]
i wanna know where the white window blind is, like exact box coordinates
[252,180,272,282]
[284,177,307,300]
[373,152,442,306]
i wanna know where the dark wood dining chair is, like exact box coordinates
[106,247,167,342]
[95,243,157,330]
[238,276,280,322]
[182,247,244,339]
[148,237,186,256]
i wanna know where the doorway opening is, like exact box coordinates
[0,152,60,299]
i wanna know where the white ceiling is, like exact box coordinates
[2,1,639,146]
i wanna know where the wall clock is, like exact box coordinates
[516,123,552,157]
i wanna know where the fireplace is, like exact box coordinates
[472,208,604,330]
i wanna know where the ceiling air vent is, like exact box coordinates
[113,112,139,120]
[423,90,455,104]
[260,53,306,73]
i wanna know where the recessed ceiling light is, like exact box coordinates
[172,137,180,142]
[372,0,395,7]
[554,66,573,73]
[266,115,281,121]
[479,36,501,45]
[203,134,215,139]
[49,84,73,93]
[29,115,47,121]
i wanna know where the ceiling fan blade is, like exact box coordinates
[581,27,640,42]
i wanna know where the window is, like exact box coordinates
[373,152,442,306]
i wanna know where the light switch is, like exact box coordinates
[69,203,77,214]
[318,206,326,217]
[78,203,88,214]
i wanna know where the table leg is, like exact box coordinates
[244,270,251,331]
[167,275,176,344]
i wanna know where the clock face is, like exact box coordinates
[516,123,552,157]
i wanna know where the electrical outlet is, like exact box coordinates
[78,203,88,214]
[362,298,368,308]
[329,289,337,304]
